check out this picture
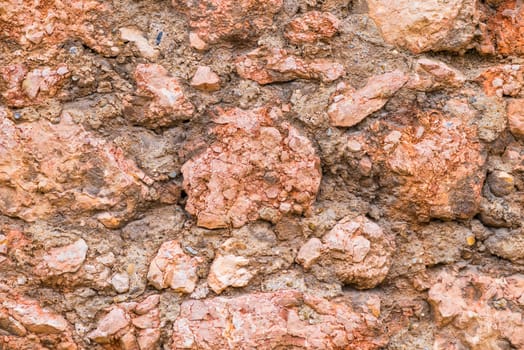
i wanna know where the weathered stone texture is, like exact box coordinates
[182,107,321,229]
[172,290,387,349]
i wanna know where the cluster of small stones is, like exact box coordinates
[0,0,523,349]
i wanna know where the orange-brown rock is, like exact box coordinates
[368,0,478,53]
[124,63,195,128]
[172,290,387,349]
[0,0,119,56]
[0,108,152,224]
[508,98,524,139]
[181,106,321,229]
[236,47,345,85]
[172,0,283,48]
[429,268,524,349]
[285,11,340,44]
[0,63,70,107]
[486,0,524,56]
[367,109,486,222]
[297,216,394,289]
[328,70,408,127]
[477,64,523,97]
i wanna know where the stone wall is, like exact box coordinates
[1,0,523,349]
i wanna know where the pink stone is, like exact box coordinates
[124,63,194,128]
[328,70,408,127]
[296,237,323,269]
[172,290,387,349]
[508,98,524,139]
[190,66,220,92]
[285,11,340,44]
[207,254,254,294]
[38,239,88,275]
[236,47,345,85]
[181,106,321,229]
[88,307,131,343]
[3,297,68,334]
[147,241,201,293]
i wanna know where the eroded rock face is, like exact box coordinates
[429,269,524,349]
[0,293,75,350]
[285,11,340,44]
[172,290,387,350]
[478,64,524,97]
[508,98,524,139]
[297,216,394,289]
[486,0,524,56]
[172,0,283,48]
[368,0,478,53]
[124,63,195,128]
[368,109,486,222]
[0,109,152,225]
[236,47,345,85]
[181,107,321,229]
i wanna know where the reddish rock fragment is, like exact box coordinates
[408,58,465,91]
[285,11,340,44]
[368,0,478,53]
[236,47,345,85]
[297,216,394,289]
[181,107,321,229]
[486,0,524,56]
[0,63,69,107]
[172,0,283,47]
[190,66,220,92]
[328,71,408,127]
[124,64,194,128]
[429,269,524,349]
[207,254,254,294]
[88,307,131,343]
[508,99,524,139]
[147,241,201,293]
[477,64,524,97]
[0,108,151,224]
[3,298,68,334]
[36,239,88,276]
[367,109,486,222]
[172,290,387,349]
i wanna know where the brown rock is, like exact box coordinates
[508,98,524,139]
[35,239,88,276]
[137,328,161,350]
[285,11,340,44]
[207,254,254,294]
[147,241,201,293]
[368,0,478,53]
[88,307,131,343]
[190,66,220,92]
[236,47,345,85]
[124,64,194,128]
[298,216,394,289]
[0,110,152,224]
[328,71,408,127]
[368,109,486,222]
[181,106,321,229]
[428,269,524,349]
[172,0,283,47]
[172,290,387,349]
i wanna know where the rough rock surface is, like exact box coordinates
[181,106,321,229]
[172,290,387,349]
[1,0,524,349]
